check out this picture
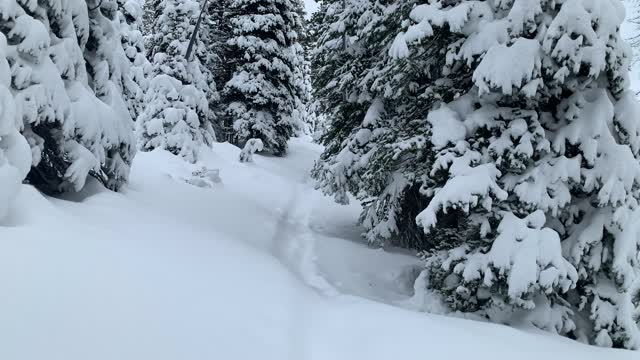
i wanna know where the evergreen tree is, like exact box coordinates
[314,0,640,348]
[309,0,373,172]
[298,57,318,136]
[142,0,157,49]
[291,5,314,137]
[84,0,138,190]
[0,33,31,218]
[312,0,463,247]
[295,14,319,137]
[117,0,152,121]
[204,0,237,142]
[138,0,218,162]
[223,0,307,155]
[2,0,136,193]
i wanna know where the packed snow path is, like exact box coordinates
[0,138,637,359]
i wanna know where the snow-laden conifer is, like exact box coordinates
[313,0,640,348]
[201,0,236,141]
[310,0,382,202]
[0,34,31,218]
[223,0,306,155]
[392,0,640,347]
[312,0,462,247]
[2,0,136,193]
[138,0,217,162]
[117,0,151,121]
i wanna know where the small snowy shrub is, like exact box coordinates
[239,139,264,163]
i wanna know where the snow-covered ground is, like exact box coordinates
[0,138,637,359]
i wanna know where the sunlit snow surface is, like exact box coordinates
[0,137,637,359]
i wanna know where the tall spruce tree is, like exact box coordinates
[298,56,318,136]
[117,0,152,121]
[204,0,237,142]
[313,0,640,349]
[2,0,136,193]
[310,0,373,174]
[295,13,319,137]
[312,0,467,247]
[222,0,306,155]
[138,0,218,162]
[84,0,139,190]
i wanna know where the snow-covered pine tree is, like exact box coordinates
[391,0,640,348]
[356,0,477,249]
[3,0,136,193]
[298,58,317,136]
[288,1,310,140]
[314,0,640,349]
[295,14,318,137]
[201,0,236,142]
[142,0,157,48]
[0,33,31,218]
[138,0,217,162]
[192,0,222,125]
[223,0,306,155]
[310,0,381,201]
[312,0,468,248]
[117,0,152,121]
[84,0,138,190]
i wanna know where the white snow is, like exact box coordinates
[238,138,264,162]
[0,137,638,359]
[0,33,32,220]
[473,38,541,96]
[426,104,466,149]
[455,211,578,301]
[303,0,319,19]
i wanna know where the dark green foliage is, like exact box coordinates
[312,0,474,248]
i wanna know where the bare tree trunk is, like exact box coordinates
[185,0,211,61]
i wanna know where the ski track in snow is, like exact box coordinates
[270,173,338,298]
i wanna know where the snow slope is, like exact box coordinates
[0,138,637,359]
